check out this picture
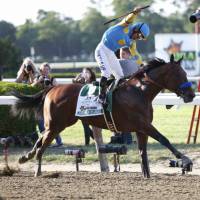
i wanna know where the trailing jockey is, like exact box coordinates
[95,7,150,104]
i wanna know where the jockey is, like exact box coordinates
[95,7,150,104]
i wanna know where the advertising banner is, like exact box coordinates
[155,34,200,76]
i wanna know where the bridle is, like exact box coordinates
[143,72,192,98]
[124,63,192,98]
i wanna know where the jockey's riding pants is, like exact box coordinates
[95,41,124,79]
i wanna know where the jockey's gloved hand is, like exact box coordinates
[140,63,144,68]
[133,7,142,14]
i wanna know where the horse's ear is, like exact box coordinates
[177,56,184,64]
[170,54,174,63]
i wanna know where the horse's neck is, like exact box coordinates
[125,78,162,102]
[142,84,162,102]
[141,65,168,101]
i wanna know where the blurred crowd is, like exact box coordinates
[15,57,63,147]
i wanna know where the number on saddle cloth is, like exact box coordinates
[81,83,113,112]
[76,84,102,117]
[75,83,114,117]
[80,83,99,97]
[77,82,119,132]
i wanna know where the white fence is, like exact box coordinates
[2,78,73,84]
[2,77,200,85]
[0,96,17,105]
[152,93,200,105]
[34,62,97,69]
[1,93,200,106]
[1,77,200,106]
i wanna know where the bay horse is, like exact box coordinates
[11,55,195,177]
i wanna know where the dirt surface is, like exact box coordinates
[0,159,200,200]
[0,151,200,200]
[0,170,200,200]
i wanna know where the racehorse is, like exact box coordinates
[11,55,195,177]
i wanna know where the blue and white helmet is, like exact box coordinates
[131,22,150,39]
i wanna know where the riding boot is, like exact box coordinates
[98,76,108,104]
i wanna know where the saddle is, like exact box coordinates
[75,79,122,132]
[94,77,126,110]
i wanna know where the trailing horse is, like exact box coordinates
[11,55,195,177]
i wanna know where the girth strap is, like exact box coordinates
[102,104,121,133]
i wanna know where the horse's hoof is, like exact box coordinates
[181,156,193,173]
[101,167,110,172]
[182,163,193,174]
[34,171,42,177]
[18,156,27,164]
[143,173,150,178]
[145,174,150,178]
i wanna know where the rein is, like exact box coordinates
[118,65,161,89]
[119,64,192,97]
[142,71,192,97]
[142,73,164,89]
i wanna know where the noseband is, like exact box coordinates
[177,82,193,97]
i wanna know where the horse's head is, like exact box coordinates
[145,55,195,103]
[166,55,195,102]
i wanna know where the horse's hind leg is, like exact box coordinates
[34,129,57,177]
[18,136,43,164]
[136,132,150,178]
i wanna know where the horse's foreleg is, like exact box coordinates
[18,136,43,164]
[34,130,56,177]
[35,148,42,177]
[141,124,192,172]
[136,132,150,178]
[92,126,109,172]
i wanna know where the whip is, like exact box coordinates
[104,5,150,25]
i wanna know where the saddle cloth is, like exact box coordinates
[75,84,104,117]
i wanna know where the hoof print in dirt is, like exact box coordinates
[0,166,19,177]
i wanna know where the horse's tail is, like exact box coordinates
[11,87,53,120]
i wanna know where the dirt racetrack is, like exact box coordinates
[0,170,200,200]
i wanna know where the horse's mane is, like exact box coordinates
[126,57,167,82]
[146,57,166,69]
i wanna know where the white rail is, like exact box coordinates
[152,94,200,105]
[2,77,200,84]
[0,96,17,105]
[1,94,200,106]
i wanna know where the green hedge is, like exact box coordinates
[0,81,40,95]
[0,82,41,137]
